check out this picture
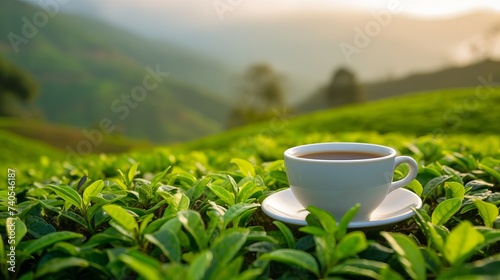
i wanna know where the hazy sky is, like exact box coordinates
[53,0,500,22]
[78,0,500,17]
[18,0,500,101]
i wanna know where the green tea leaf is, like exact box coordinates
[335,231,368,260]
[223,203,259,228]
[103,204,138,233]
[381,232,426,280]
[419,247,442,275]
[329,259,402,280]
[35,257,89,278]
[269,170,289,184]
[426,222,447,252]
[442,165,463,185]
[117,169,128,186]
[227,175,240,201]
[53,242,80,256]
[336,203,360,240]
[423,175,452,198]
[412,208,431,244]
[150,166,171,189]
[444,182,465,199]
[234,268,265,280]
[231,158,256,177]
[119,250,163,280]
[25,215,57,238]
[83,180,104,207]
[178,210,207,250]
[128,162,140,184]
[210,228,249,266]
[145,230,181,263]
[479,163,500,183]
[299,225,327,236]
[437,254,500,280]
[444,221,484,266]
[45,185,83,211]
[273,221,296,249]
[139,213,154,236]
[478,228,500,248]
[186,177,212,203]
[83,232,131,249]
[23,231,83,255]
[406,180,423,197]
[431,198,462,225]
[259,249,319,277]
[173,172,197,187]
[164,192,190,217]
[187,250,213,280]
[474,200,499,227]
[208,184,235,206]
[60,211,88,230]
[237,181,256,203]
[306,205,337,234]
[6,218,27,245]
[305,213,323,228]
[209,256,244,280]
[314,234,334,273]
[0,233,4,266]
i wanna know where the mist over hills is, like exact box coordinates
[2,0,500,147]
[51,1,500,103]
[298,59,500,112]
[1,0,235,143]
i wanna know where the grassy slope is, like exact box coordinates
[298,59,500,112]
[0,1,232,143]
[182,87,500,151]
[363,59,500,100]
[0,129,64,166]
[3,87,499,176]
[0,118,152,154]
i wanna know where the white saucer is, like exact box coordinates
[261,188,422,229]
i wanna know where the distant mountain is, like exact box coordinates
[52,3,500,103]
[0,0,236,143]
[297,59,500,112]
[363,59,500,100]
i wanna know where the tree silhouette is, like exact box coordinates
[0,56,38,117]
[469,22,500,62]
[228,63,286,128]
[325,67,363,107]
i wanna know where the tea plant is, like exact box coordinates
[1,131,499,279]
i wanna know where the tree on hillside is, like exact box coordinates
[0,56,38,117]
[227,63,286,128]
[325,67,364,107]
[469,22,500,62]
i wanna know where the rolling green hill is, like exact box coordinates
[3,85,499,279]
[2,87,497,168]
[298,59,500,112]
[0,129,64,166]
[364,59,500,100]
[183,87,500,152]
[0,0,234,143]
[0,117,152,154]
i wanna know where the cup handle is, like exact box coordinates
[388,156,419,193]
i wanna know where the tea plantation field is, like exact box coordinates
[1,88,499,279]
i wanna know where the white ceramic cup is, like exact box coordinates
[284,142,418,221]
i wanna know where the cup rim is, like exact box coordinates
[284,142,396,162]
